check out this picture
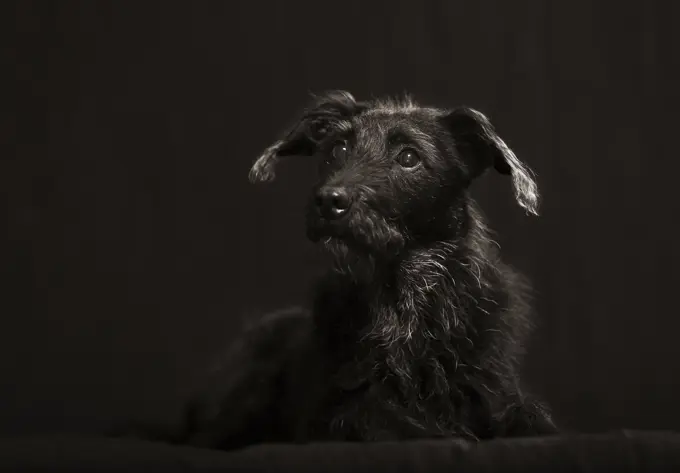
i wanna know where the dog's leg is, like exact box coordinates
[495,397,558,437]
[179,308,311,450]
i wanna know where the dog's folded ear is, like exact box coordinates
[441,108,540,216]
[248,90,362,183]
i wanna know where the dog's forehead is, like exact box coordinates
[348,103,442,141]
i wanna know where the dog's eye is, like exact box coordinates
[396,149,420,168]
[331,141,349,161]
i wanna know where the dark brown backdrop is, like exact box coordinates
[4,0,680,436]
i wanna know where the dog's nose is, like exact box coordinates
[315,187,352,219]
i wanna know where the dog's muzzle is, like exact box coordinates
[307,186,353,242]
[306,187,353,243]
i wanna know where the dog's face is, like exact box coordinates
[303,100,474,259]
[249,91,539,267]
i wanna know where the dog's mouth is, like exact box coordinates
[307,223,404,267]
[308,224,356,252]
[307,218,374,260]
[306,202,406,260]
[307,221,346,242]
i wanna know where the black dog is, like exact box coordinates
[176,91,557,449]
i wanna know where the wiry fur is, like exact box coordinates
[152,91,556,450]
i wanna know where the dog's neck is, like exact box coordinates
[310,213,526,436]
[312,206,519,367]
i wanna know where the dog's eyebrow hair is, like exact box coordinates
[387,126,438,156]
[386,129,413,144]
[328,119,353,135]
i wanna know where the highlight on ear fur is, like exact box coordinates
[248,139,289,184]
[442,107,540,216]
[248,92,539,216]
[248,90,361,184]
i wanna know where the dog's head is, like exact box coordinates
[249,91,539,267]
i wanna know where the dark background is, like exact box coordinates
[4,0,680,438]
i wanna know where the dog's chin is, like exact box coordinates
[308,226,360,254]
[307,229,353,256]
[307,223,405,261]
[307,227,378,280]
[320,236,348,256]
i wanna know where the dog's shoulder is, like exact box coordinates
[242,306,313,352]
[177,307,314,448]
[249,306,312,333]
[208,306,313,374]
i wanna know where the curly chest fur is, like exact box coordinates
[280,264,521,443]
